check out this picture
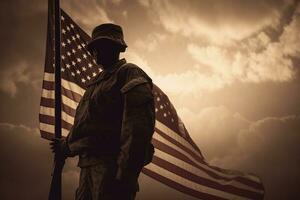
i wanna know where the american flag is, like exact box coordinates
[39,6,265,200]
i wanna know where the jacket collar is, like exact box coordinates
[87,58,126,87]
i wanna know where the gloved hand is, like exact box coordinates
[49,138,71,159]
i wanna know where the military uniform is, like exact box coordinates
[64,58,155,199]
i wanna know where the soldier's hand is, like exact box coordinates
[49,138,68,158]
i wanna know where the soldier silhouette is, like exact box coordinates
[50,23,155,200]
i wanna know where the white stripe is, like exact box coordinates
[154,145,263,194]
[40,106,75,125]
[155,121,260,183]
[145,162,252,200]
[43,72,85,96]
[41,88,79,110]
[39,122,69,137]
[156,120,202,159]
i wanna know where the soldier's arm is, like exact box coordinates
[115,67,155,181]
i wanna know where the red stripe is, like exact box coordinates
[155,127,205,162]
[152,138,264,196]
[155,128,263,190]
[152,156,264,199]
[40,130,54,140]
[42,80,82,102]
[142,167,228,200]
[40,130,67,141]
[39,114,72,130]
[40,97,76,116]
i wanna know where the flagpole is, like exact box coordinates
[48,0,64,199]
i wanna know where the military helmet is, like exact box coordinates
[87,23,127,52]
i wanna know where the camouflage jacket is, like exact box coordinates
[65,58,155,180]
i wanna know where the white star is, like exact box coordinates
[82,66,86,71]
[72,49,76,54]
[160,105,164,109]
[83,54,87,59]
[77,58,81,63]
[88,63,92,68]
[157,97,160,101]
[81,78,86,83]
[92,72,97,77]
[61,67,65,72]
[72,36,76,41]
[81,43,86,47]
[70,24,74,28]
[77,45,82,50]
[67,39,71,44]
[87,76,91,80]
[67,51,71,56]
[76,70,81,74]
[66,63,70,68]
[62,42,66,47]
[72,61,76,66]
[61,55,65,60]
[66,26,70,31]
[61,16,65,21]
[76,34,80,39]
[62,29,66,34]
[71,72,75,76]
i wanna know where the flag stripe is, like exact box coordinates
[153,147,263,194]
[144,164,237,200]
[142,167,227,200]
[41,88,79,110]
[151,155,263,199]
[39,114,73,130]
[152,135,263,192]
[44,72,85,95]
[40,122,69,137]
[156,122,261,187]
[155,120,204,162]
[40,97,76,116]
[40,130,55,140]
[43,80,82,102]
[40,106,75,125]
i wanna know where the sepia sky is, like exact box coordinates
[0,0,300,199]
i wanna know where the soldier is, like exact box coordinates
[50,23,155,200]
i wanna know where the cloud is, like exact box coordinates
[61,0,113,33]
[177,106,250,159]
[146,3,299,96]
[117,3,299,99]
[139,0,294,45]
[177,105,300,199]
[0,61,41,97]
[134,33,167,52]
[186,6,300,85]
[213,115,300,199]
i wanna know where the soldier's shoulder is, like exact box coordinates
[119,62,152,81]
[120,62,142,73]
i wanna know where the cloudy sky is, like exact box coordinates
[1,0,300,199]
